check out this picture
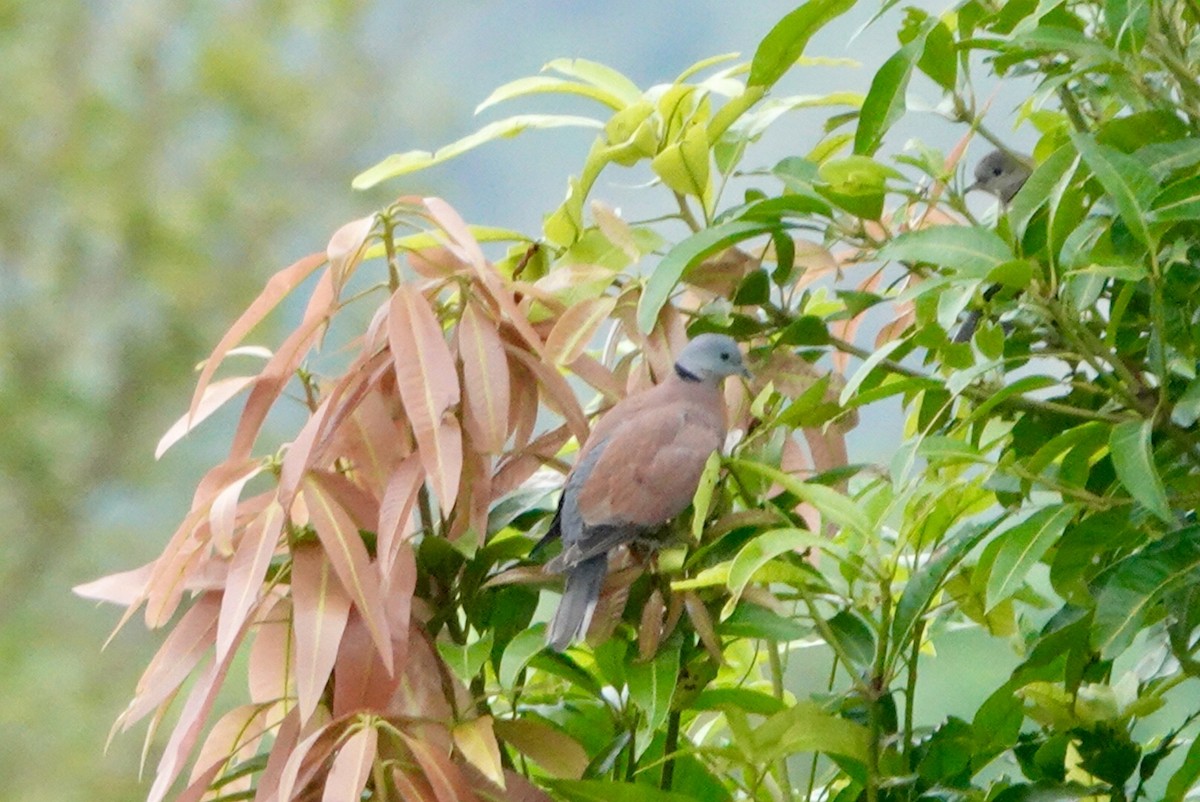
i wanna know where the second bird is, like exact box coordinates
[544,333,749,651]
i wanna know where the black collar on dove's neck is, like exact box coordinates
[675,364,702,382]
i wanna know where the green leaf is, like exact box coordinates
[436,631,493,684]
[691,452,723,542]
[753,701,870,762]
[1171,376,1200,427]
[722,527,835,618]
[1109,419,1173,524]
[917,17,957,89]
[1072,133,1158,248]
[892,521,995,648]
[1165,725,1200,802]
[878,226,1014,277]
[1093,526,1200,657]
[1150,175,1200,223]
[854,43,917,156]
[728,460,872,538]
[964,376,1060,425]
[499,624,547,689]
[352,115,603,189]
[694,688,786,715]
[817,155,900,219]
[1007,145,1079,240]
[718,602,807,641]
[543,58,644,105]
[637,220,775,332]
[826,609,876,670]
[651,120,712,202]
[475,76,629,114]
[840,339,905,404]
[985,505,1077,610]
[626,643,679,735]
[544,779,696,802]
[778,315,830,345]
[749,0,857,88]
[1137,138,1200,180]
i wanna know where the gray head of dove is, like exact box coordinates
[968,149,1032,204]
[675,333,750,383]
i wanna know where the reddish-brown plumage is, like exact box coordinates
[576,376,725,527]
[545,333,747,650]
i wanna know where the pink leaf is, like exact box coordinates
[457,303,510,454]
[400,731,479,802]
[229,270,337,463]
[377,454,424,578]
[304,478,393,673]
[423,197,544,356]
[118,593,220,732]
[217,500,285,661]
[248,595,293,705]
[274,720,335,802]
[73,561,155,606]
[209,464,266,557]
[252,707,300,802]
[333,611,400,717]
[147,652,235,802]
[503,344,589,447]
[388,284,462,509]
[545,296,616,366]
[322,725,378,802]
[190,251,325,424]
[291,543,351,724]
[190,704,268,784]
[158,376,255,459]
[326,215,377,294]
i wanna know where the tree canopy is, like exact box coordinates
[82,0,1200,800]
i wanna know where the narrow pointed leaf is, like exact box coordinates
[458,303,511,452]
[216,501,285,660]
[353,115,603,189]
[985,505,1077,610]
[476,76,627,114]
[638,220,774,332]
[454,716,506,788]
[545,296,616,366]
[305,478,394,671]
[190,252,325,424]
[158,375,255,459]
[1073,133,1157,247]
[389,285,462,509]
[291,543,352,723]
[749,0,857,88]
[322,725,378,802]
[1110,419,1173,524]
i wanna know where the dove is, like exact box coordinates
[967,149,1033,204]
[544,333,749,651]
[955,149,1033,343]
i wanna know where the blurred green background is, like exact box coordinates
[1,2,824,798]
[6,1,1036,798]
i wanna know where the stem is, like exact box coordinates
[372,754,391,802]
[902,620,924,759]
[827,335,1126,424]
[661,710,680,791]
[674,192,703,232]
[866,583,893,802]
[417,485,435,537]
[382,215,402,291]
[769,641,796,801]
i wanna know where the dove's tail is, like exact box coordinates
[547,554,607,651]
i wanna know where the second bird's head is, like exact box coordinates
[675,333,751,383]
